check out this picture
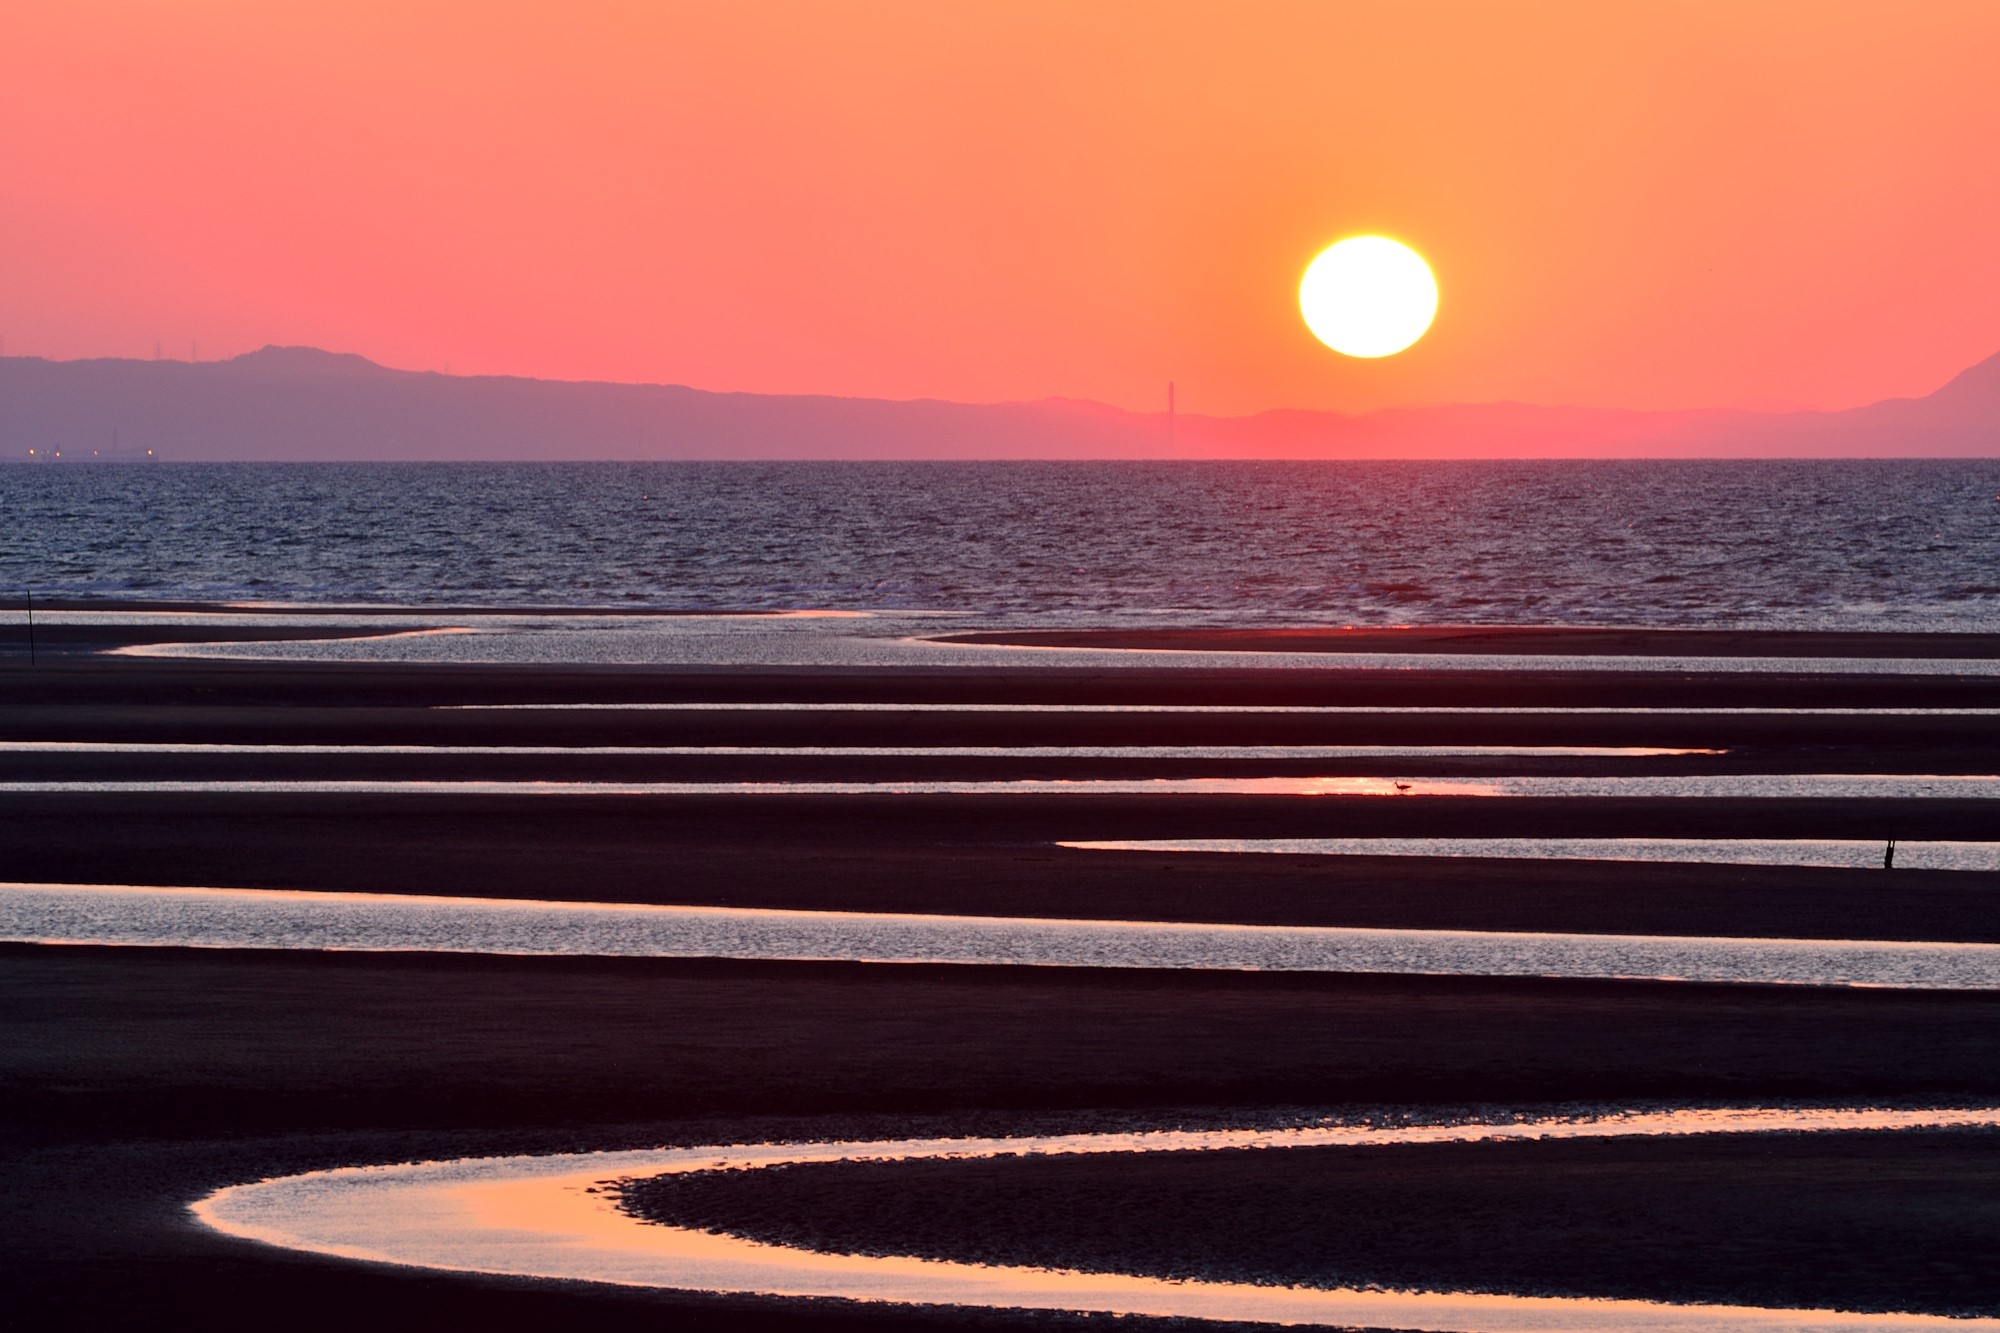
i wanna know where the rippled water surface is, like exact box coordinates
[6,774,1999,797]
[1063,838,2000,871]
[5,460,2000,628]
[11,883,2000,988]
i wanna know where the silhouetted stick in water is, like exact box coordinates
[1884,837,1896,871]
[23,588,33,667]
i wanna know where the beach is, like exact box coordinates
[6,615,2000,1327]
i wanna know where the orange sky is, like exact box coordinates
[4,2,1998,416]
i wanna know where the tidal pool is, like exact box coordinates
[117,620,2000,676]
[9,882,2000,988]
[1060,838,2000,872]
[195,1106,2000,1333]
[0,741,1717,758]
[440,702,2000,714]
[1,774,1998,797]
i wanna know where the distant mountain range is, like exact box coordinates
[3,344,1998,460]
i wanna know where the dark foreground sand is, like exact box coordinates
[10,944,2000,1328]
[938,624,2000,659]
[624,1131,2000,1316]
[10,792,2000,940]
[5,633,2000,1329]
[17,946,2000,1136]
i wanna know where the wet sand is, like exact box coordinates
[19,944,2000,1135]
[12,943,2000,1327]
[5,793,1999,941]
[7,630,2000,1328]
[938,624,2000,659]
[6,1128,1121,1333]
[623,1130,2000,1316]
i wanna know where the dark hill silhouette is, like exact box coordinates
[215,345,392,381]
[2,345,1997,460]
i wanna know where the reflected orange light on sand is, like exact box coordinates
[198,1108,2000,1331]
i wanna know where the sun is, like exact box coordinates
[1298,236,1438,358]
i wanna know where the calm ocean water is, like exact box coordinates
[3,460,1998,630]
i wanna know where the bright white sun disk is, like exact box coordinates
[1299,236,1438,358]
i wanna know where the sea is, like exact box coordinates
[3,459,1999,631]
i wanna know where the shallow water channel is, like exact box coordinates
[9,882,2000,989]
[196,1106,2000,1333]
[1062,838,2000,872]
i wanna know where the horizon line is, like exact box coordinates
[8,341,1987,424]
